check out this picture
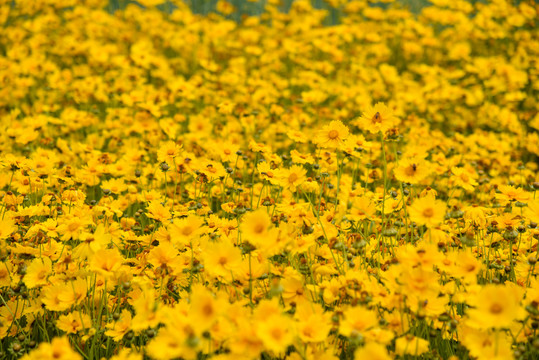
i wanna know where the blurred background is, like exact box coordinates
[107,0,433,22]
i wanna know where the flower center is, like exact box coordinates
[202,303,214,316]
[328,130,339,139]
[288,173,298,183]
[405,165,417,176]
[372,112,382,123]
[422,208,434,218]
[490,303,503,314]
[254,223,265,234]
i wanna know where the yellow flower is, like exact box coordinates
[89,248,124,278]
[395,157,430,184]
[495,185,530,204]
[202,240,242,280]
[147,241,183,273]
[295,303,332,343]
[460,325,513,360]
[354,342,391,360]
[105,309,133,341]
[0,217,17,240]
[408,195,447,228]
[169,214,205,247]
[257,161,280,185]
[109,349,143,360]
[279,165,306,192]
[157,141,182,164]
[349,196,377,221]
[146,200,172,223]
[189,284,227,335]
[524,199,539,224]
[256,315,295,354]
[356,102,398,134]
[315,120,349,149]
[467,284,525,329]
[21,337,82,360]
[339,306,379,337]
[451,166,478,192]
[23,257,52,289]
[56,312,91,334]
[131,288,162,332]
[395,335,429,356]
[240,208,273,244]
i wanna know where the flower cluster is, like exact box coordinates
[0,0,538,359]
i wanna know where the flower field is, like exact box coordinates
[0,0,538,359]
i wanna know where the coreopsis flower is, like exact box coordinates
[146,200,172,223]
[394,157,430,184]
[495,185,530,204]
[42,283,72,312]
[315,120,349,149]
[214,141,240,163]
[460,325,513,360]
[394,335,429,357]
[348,196,377,221]
[131,288,162,332]
[257,161,280,185]
[157,141,182,164]
[147,241,183,273]
[451,166,478,191]
[287,129,308,143]
[109,349,142,360]
[356,102,398,134]
[240,208,273,245]
[0,217,17,240]
[61,189,86,204]
[202,240,242,280]
[101,178,127,195]
[256,315,295,354]
[466,284,525,329]
[21,337,82,360]
[280,270,308,306]
[279,165,306,192]
[72,224,111,260]
[400,267,440,302]
[200,161,227,182]
[463,205,488,228]
[294,303,332,343]
[56,215,89,241]
[189,284,228,335]
[0,262,17,287]
[408,195,447,228]
[55,279,88,308]
[147,321,201,360]
[56,312,92,334]
[169,215,205,247]
[450,251,482,284]
[89,248,124,278]
[524,199,539,223]
[354,342,391,360]
[290,149,314,165]
[23,257,52,289]
[228,317,265,358]
[339,306,379,337]
[105,309,133,341]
